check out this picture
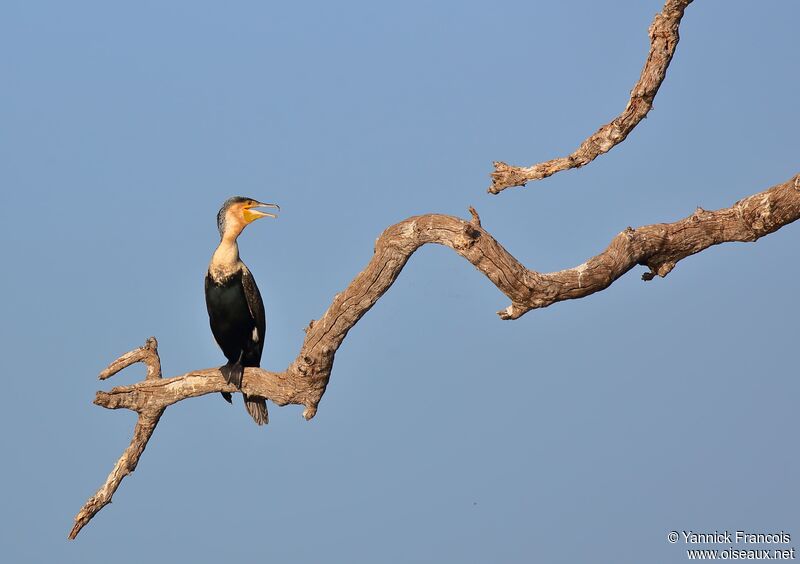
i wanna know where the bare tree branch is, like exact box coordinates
[70,173,799,539]
[489,0,693,194]
[69,338,165,540]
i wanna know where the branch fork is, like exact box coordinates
[70,338,165,540]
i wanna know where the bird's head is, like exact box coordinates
[216,196,280,239]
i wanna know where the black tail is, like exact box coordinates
[244,394,269,425]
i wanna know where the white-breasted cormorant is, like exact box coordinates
[205,196,279,425]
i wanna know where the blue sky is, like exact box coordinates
[1,1,798,562]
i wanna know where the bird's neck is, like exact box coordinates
[209,234,243,281]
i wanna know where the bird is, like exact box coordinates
[205,196,279,425]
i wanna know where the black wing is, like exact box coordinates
[241,266,266,360]
[240,266,270,423]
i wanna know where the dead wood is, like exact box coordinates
[489,0,693,193]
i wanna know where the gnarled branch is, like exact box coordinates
[70,173,800,539]
[489,0,693,193]
[69,337,165,540]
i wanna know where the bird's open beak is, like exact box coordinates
[244,202,280,222]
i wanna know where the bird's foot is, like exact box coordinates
[219,362,244,388]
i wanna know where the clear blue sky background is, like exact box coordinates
[1,1,797,562]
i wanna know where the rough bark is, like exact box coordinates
[489,0,693,193]
[70,173,800,539]
[69,338,165,540]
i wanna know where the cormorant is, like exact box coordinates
[205,196,279,425]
